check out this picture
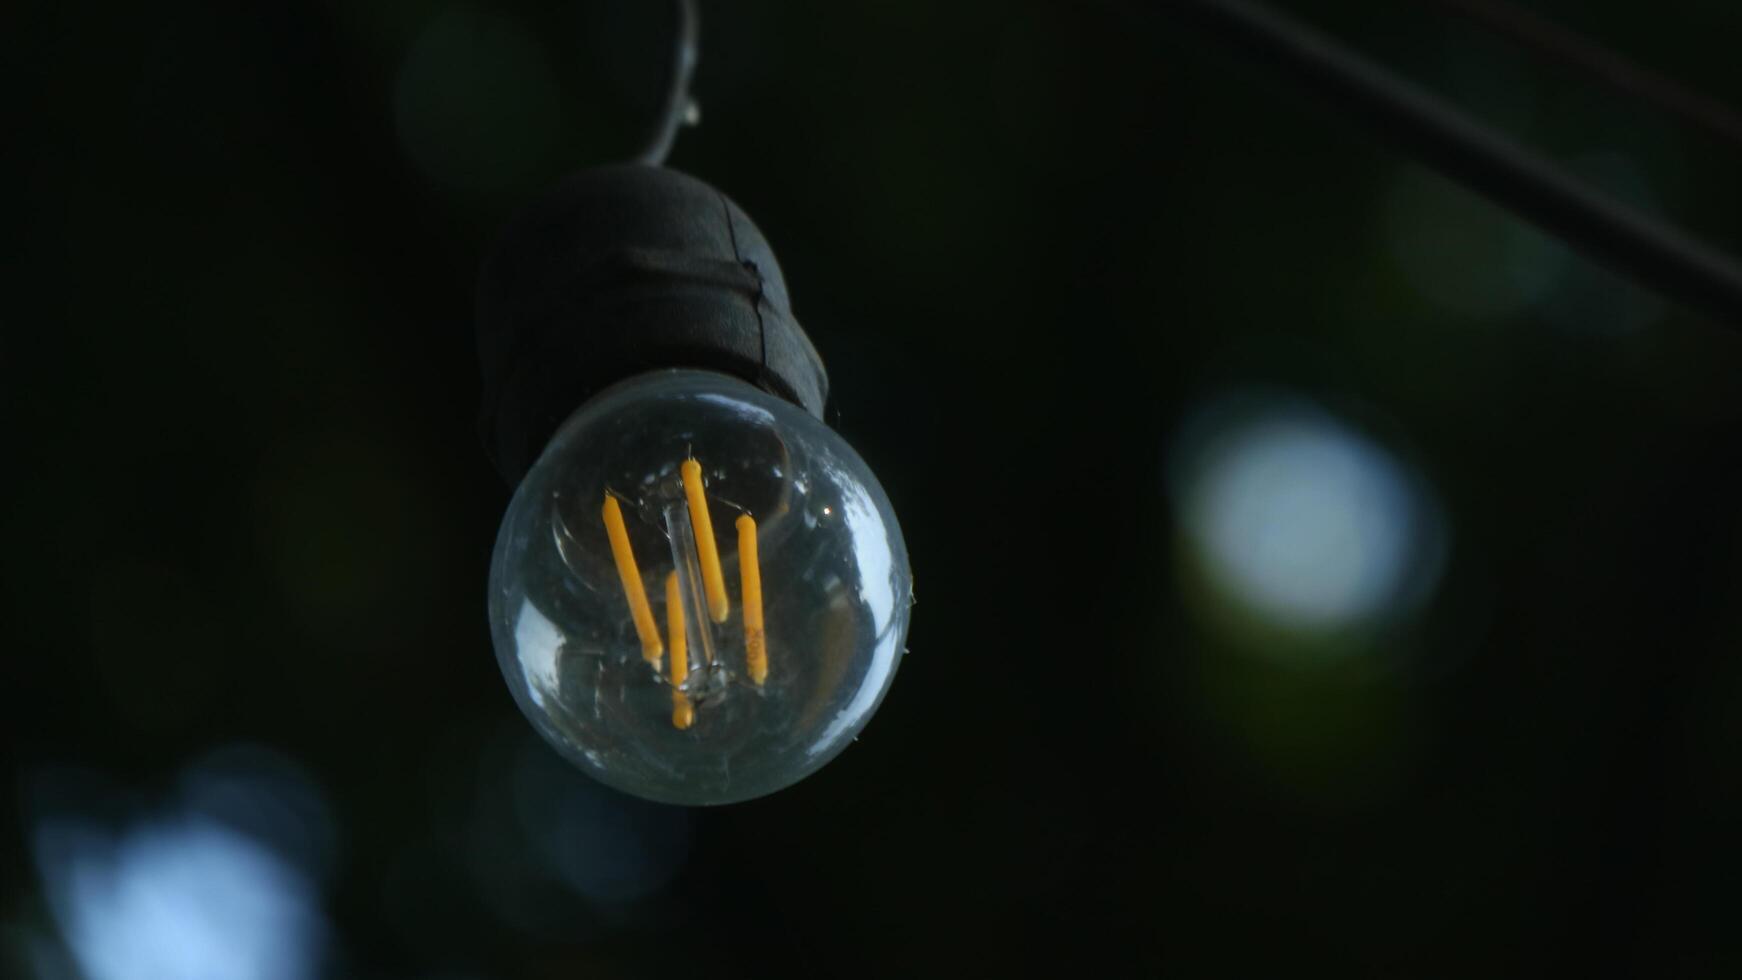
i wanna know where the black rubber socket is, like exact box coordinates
[477,165,828,484]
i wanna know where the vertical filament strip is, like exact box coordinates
[602,495,663,662]
[681,458,731,623]
[665,571,694,729]
[737,514,767,685]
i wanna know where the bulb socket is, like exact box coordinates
[476,165,828,484]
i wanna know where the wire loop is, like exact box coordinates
[636,0,701,167]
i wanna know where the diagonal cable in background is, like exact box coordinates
[1142,0,1742,326]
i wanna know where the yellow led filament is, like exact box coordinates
[665,571,694,729]
[602,495,664,663]
[737,514,766,685]
[681,459,731,623]
[603,457,768,729]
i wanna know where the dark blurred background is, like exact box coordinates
[6,0,1742,976]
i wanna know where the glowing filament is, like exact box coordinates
[737,514,767,685]
[603,495,663,662]
[681,458,731,623]
[665,571,695,729]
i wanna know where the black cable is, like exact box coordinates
[1423,0,1742,153]
[1152,0,1742,326]
[636,0,700,167]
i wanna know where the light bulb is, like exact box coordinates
[488,368,912,805]
[474,163,911,804]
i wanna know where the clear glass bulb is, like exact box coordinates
[488,369,912,805]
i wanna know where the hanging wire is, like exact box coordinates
[636,0,701,166]
[1422,0,1742,153]
[1147,0,1742,326]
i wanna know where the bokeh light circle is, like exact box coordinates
[1170,389,1447,648]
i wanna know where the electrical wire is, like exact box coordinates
[637,0,701,167]
[1422,0,1742,153]
[1153,0,1742,326]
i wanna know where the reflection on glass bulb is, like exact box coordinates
[489,369,912,805]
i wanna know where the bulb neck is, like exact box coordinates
[476,165,828,484]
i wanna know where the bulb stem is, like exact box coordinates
[663,498,720,672]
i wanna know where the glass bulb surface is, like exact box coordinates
[489,369,912,805]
